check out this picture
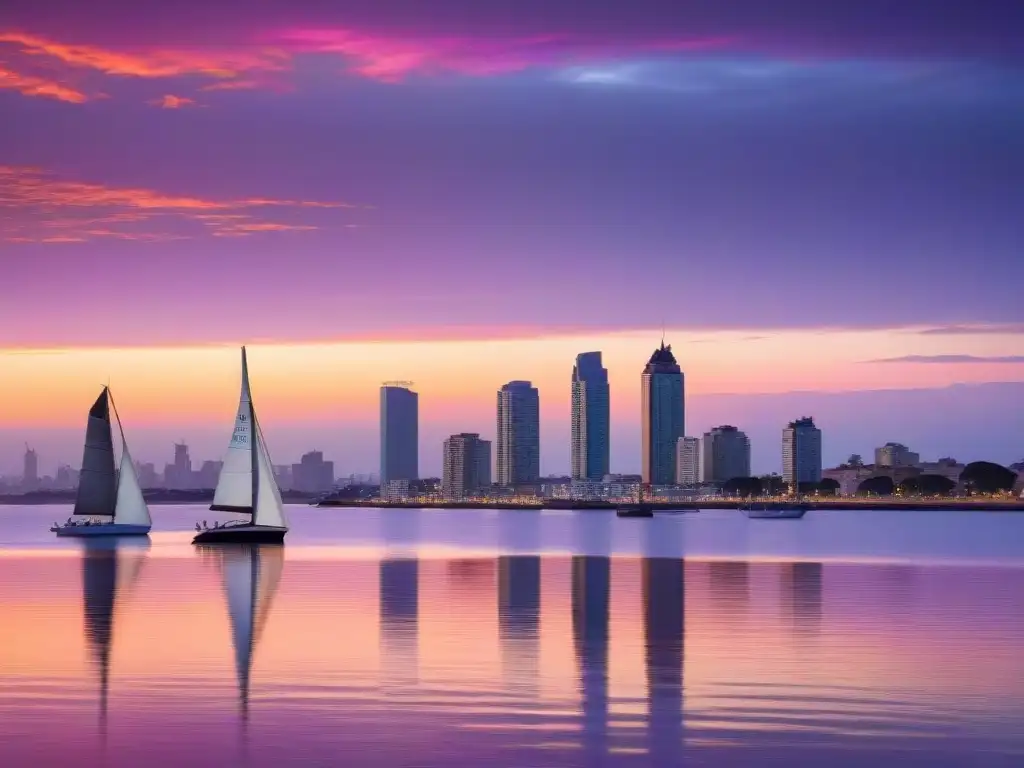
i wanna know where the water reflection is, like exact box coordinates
[4,509,1024,767]
[642,558,685,765]
[782,562,823,633]
[380,556,419,686]
[199,544,284,724]
[572,555,610,761]
[497,555,540,693]
[81,537,150,732]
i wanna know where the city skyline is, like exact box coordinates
[4,337,1020,484]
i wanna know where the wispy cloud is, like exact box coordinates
[150,94,195,109]
[277,28,736,82]
[917,324,1024,336]
[0,31,288,79]
[0,165,362,244]
[0,31,288,102]
[0,65,87,103]
[868,355,1024,364]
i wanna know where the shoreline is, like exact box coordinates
[2,494,1021,512]
[317,499,1024,512]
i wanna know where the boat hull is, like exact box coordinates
[192,525,287,544]
[616,505,655,518]
[52,523,151,537]
[743,507,808,520]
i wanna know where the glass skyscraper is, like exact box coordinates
[641,341,685,485]
[380,384,419,485]
[571,351,610,481]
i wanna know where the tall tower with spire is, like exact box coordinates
[641,340,685,485]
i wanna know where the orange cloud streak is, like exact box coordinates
[152,94,195,109]
[0,165,362,244]
[0,65,86,102]
[0,31,288,80]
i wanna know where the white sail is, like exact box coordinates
[253,420,287,529]
[107,388,152,527]
[212,348,255,512]
[113,446,151,527]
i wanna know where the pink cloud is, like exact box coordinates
[277,28,738,82]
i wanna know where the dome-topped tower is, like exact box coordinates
[641,339,685,485]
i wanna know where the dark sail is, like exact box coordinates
[74,389,117,517]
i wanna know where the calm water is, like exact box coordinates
[2,506,1024,767]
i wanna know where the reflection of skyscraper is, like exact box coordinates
[708,561,750,612]
[380,557,419,686]
[571,352,610,481]
[643,557,684,764]
[641,342,684,485]
[572,555,610,762]
[781,562,823,632]
[497,555,541,693]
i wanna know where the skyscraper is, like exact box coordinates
[380,384,419,484]
[497,381,540,486]
[571,352,610,481]
[22,446,38,492]
[782,417,823,488]
[675,436,700,485]
[641,341,684,485]
[700,425,751,483]
[291,450,335,494]
[442,433,492,500]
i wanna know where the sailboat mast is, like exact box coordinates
[245,349,259,525]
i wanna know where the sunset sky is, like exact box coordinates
[1,1,1022,475]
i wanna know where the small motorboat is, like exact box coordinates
[616,504,655,518]
[742,502,809,520]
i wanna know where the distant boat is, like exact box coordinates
[51,388,152,537]
[193,347,288,544]
[616,483,655,518]
[742,501,809,520]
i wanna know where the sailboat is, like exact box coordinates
[198,543,283,724]
[51,387,152,537]
[193,347,288,544]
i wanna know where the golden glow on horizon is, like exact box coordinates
[2,327,1023,429]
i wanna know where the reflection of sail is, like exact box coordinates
[81,538,151,730]
[781,562,823,633]
[572,555,610,762]
[497,555,541,693]
[379,557,419,686]
[643,557,684,765]
[208,544,284,721]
